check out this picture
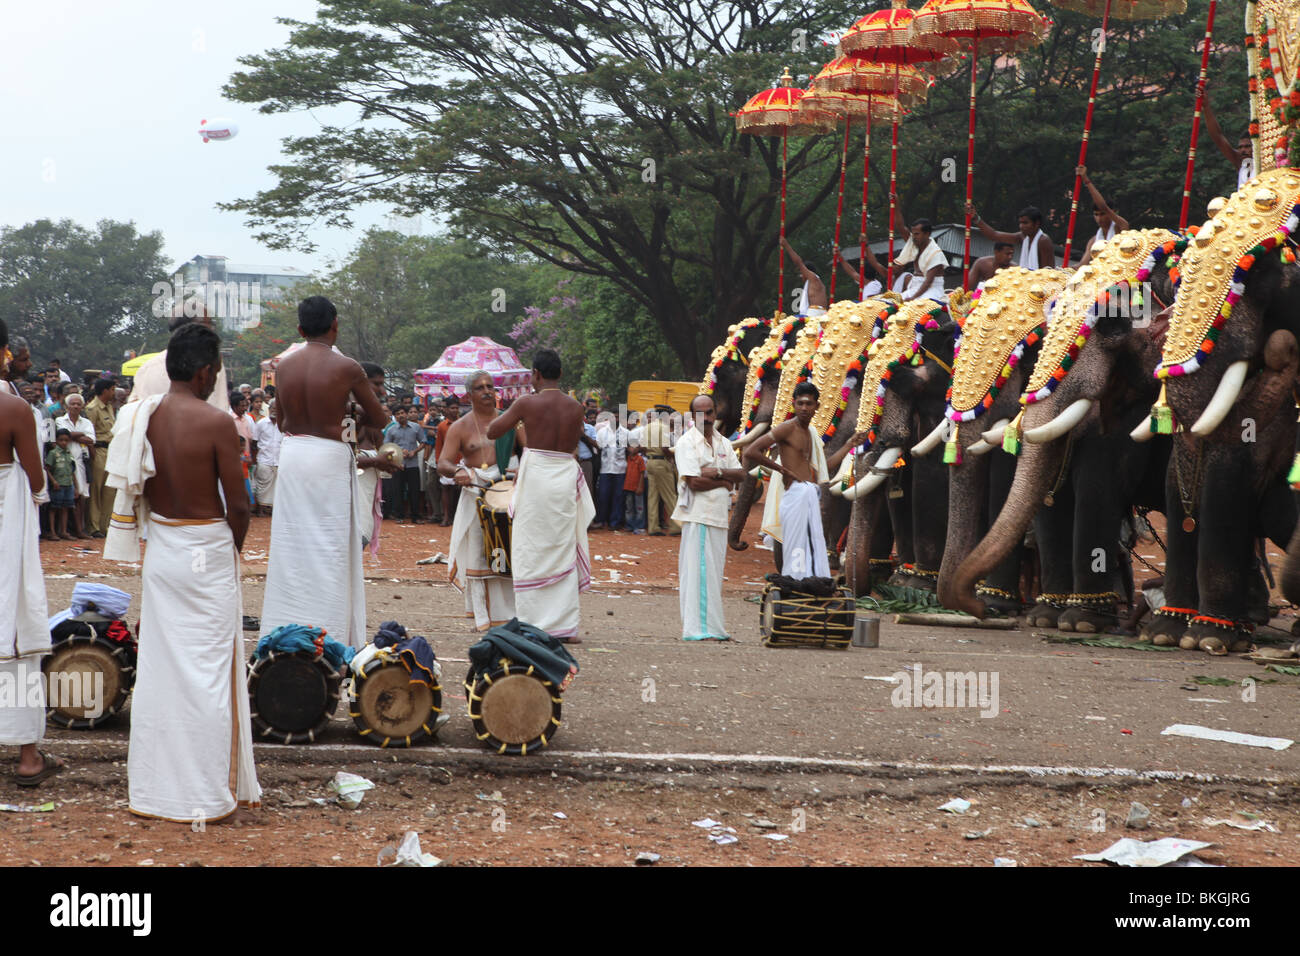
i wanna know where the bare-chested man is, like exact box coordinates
[486,348,594,642]
[107,322,260,821]
[781,237,828,317]
[439,371,522,631]
[967,241,1015,290]
[259,296,388,650]
[0,318,58,787]
[743,381,832,579]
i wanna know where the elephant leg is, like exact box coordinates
[886,461,917,586]
[908,454,947,592]
[1140,448,1199,646]
[869,488,895,589]
[824,494,849,572]
[1028,472,1075,629]
[1059,441,1128,634]
[1183,448,1258,654]
[978,449,1024,614]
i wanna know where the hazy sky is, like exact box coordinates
[1,0,400,276]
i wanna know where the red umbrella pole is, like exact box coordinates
[1061,0,1113,267]
[963,40,979,290]
[859,112,873,296]
[830,118,852,301]
[778,130,788,317]
[1180,0,1218,231]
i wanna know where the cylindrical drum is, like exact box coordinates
[247,649,342,744]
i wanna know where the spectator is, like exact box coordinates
[577,406,599,505]
[252,400,282,517]
[249,388,267,422]
[45,428,78,540]
[594,410,628,531]
[644,407,681,536]
[434,395,460,526]
[85,378,117,537]
[42,367,61,405]
[55,393,95,539]
[229,389,258,501]
[420,402,445,523]
[49,357,71,384]
[382,405,426,523]
[623,436,647,534]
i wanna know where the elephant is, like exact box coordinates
[835,298,957,596]
[1131,171,1300,653]
[701,316,776,439]
[941,229,1178,630]
[921,267,1072,614]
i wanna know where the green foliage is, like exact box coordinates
[1040,634,1174,651]
[0,218,169,375]
[859,584,962,614]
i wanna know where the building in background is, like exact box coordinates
[163,255,313,333]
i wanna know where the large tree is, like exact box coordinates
[0,218,169,376]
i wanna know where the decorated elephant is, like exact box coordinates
[833,298,956,596]
[1130,170,1300,653]
[700,316,774,439]
[942,229,1178,629]
[921,267,1071,613]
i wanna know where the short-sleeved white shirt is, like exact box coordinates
[670,426,741,529]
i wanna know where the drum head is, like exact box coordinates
[481,674,554,745]
[249,651,340,743]
[483,479,514,512]
[759,588,777,640]
[45,636,132,729]
[351,660,442,747]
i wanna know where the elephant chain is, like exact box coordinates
[1043,435,1074,508]
[1174,445,1205,533]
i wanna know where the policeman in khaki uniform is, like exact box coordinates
[643,406,680,536]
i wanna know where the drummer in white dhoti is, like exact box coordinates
[746,382,867,580]
[0,321,60,787]
[671,394,746,641]
[258,297,390,650]
[102,322,260,821]
[487,349,594,643]
[439,370,520,631]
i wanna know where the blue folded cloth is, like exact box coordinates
[68,582,132,618]
[372,620,439,688]
[255,623,355,670]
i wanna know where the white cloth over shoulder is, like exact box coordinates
[129,515,260,822]
[127,352,230,412]
[0,462,49,662]
[449,464,516,632]
[779,481,831,578]
[510,448,595,640]
[760,422,829,543]
[1020,229,1047,270]
[260,435,367,649]
[102,394,163,562]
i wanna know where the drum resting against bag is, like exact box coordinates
[475,479,514,576]
[759,584,855,650]
[44,619,137,729]
[464,658,563,756]
[247,648,342,744]
[350,654,443,748]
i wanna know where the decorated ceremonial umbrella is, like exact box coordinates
[413,336,532,402]
[805,63,908,299]
[735,68,838,316]
[121,351,163,377]
[1048,0,1187,259]
[259,341,345,387]
[841,0,960,287]
[911,0,1051,287]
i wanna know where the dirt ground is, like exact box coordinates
[11,506,1300,867]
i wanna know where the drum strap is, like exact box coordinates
[494,430,516,473]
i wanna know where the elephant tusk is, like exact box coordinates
[980,418,1011,445]
[828,453,854,496]
[1130,418,1155,442]
[1190,360,1249,437]
[911,419,948,457]
[730,421,769,449]
[843,447,901,500]
[1024,398,1093,444]
[967,439,994,456]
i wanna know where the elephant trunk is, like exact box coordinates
[1282,520,1300,608]
[728,468,761,551]
[941,435,1064,618]
[846,474,885,596]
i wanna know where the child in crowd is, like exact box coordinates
[239,435,253,505]
[623,437,647,534]
[44,428,78,540]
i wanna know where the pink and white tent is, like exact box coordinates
[413,336,531,401]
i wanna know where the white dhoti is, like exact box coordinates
[129,516,260,822]
[779,480,831,578]
[260,436,366,649]
[679,521,729,640]
[253,462,277,507]
[356,464,380,552]
[510,448,596,639]
[448,465,515,631]
[0,462,50,746]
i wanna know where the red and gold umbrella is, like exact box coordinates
[735,69,837,316]
[1049,0,1187,262]
[912,0,1051,287]
[842,1,961,288]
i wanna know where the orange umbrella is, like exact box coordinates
[912,0,1051,287]
[1048,0,1186,263]
[735,68,837,316]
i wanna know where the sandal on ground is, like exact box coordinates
[15,752,64,788]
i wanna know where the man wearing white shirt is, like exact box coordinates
[252,400,282,516]
[672,395,746,641]
[55,392,95,538]
[593,411,628,530]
